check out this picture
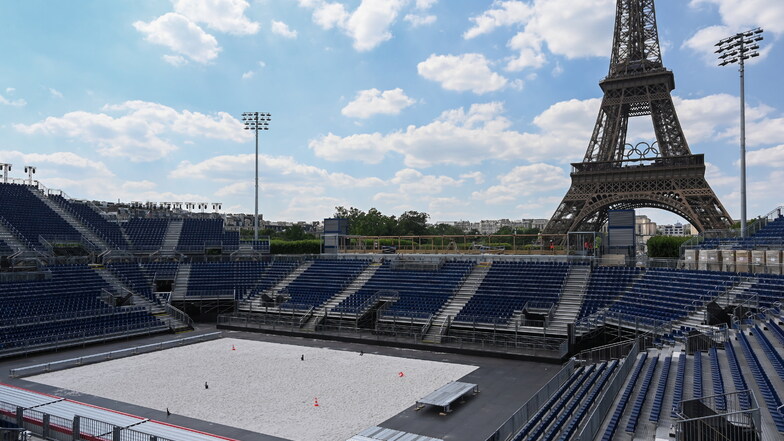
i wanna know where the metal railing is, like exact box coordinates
[674,391,761,441]
[9,332,221,378]
[575,341,640,441]
[163,303,194,328]
[218,313,567,357]
[0,399,176,441]
[484,359,576,441]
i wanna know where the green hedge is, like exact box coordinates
[647,235,691,258]
[270,240,322,254]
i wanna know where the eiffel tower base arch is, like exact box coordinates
[544,155,732,235]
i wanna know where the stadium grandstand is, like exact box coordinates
[0,177,783,441]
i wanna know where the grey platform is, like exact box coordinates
[415,381,479,413]
[348,425,443,441]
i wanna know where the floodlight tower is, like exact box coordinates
[0,163,11,183]
[24,166,36,186]
[242,112,271,240]
[716,28,764,237]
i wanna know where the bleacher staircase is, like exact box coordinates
[0,221,27,253]
[717,276,759,307]
[548,265,591,336]
[242,260,313,311]
[423,261,491,343]
[91,266,191,332]
[93,267,165,314]
[161,219,183,252]
[170,263,192,301]
[301,261,382,331]
[32,191,110,250]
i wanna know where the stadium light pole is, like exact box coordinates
[0,163,11,183]
[242,112,271,241]
[24,165,36,186]
[716,28,763,238]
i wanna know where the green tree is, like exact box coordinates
[333,206,397,236]
[427,223,465,235]
[396,211,429,235]
[647,235,691,258]
[281,224,313,241]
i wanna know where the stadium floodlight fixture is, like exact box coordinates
[716,28,764,238]
[242,112,271,241]
[23,165,36,185]
[0,163,11,183]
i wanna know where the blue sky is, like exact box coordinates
[0,0,782,225]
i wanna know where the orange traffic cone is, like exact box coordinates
[314,397,319,407]
[231,345,236,351]
[398,371,405,377]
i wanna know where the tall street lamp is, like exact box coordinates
[242,112,271,240]
[716,28,763,238]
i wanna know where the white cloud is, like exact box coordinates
[271,20,298,39]
[415,0,437,10]
[0,91,26,107]
[278,195,349,221]
[747,145,784,168]
[689,0,784,34]
[341,88,415,119]
[241,60,265,79]
[298,0,406,51]
[170,153,385,189]
[162,54,189,66]
[134,12,221,64]
[312,93,781,169]
[0,150,114,178]
[15,101,247,162]
[49,88,63,98]
[404,14,436,27]
[464,1,533,39]
[464,0,615,72]
[310,100,594,167]
[460,171,485,184]
[172,0,259,35]
[390,168,464,194]
[471,164,570,204]
[309,2,348,30]
[685,1,783,64]
[417,53,508,94]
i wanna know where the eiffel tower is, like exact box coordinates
[544,0,732,235]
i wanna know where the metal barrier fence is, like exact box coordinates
[575,342,640,441]
[484,359,576,441]
[81,416,117,441]
[0,399,176,441]
[575,339,638,366]
[218,313,568,358]
[674,391,761,441]
[9,332,221,378]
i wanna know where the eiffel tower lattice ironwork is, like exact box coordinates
[544,0,732,235]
